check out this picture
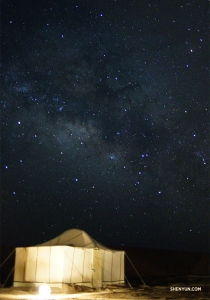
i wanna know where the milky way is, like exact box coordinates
[1,0,209,251]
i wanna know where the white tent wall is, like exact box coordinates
[102,250,124,284]
[25,247,64,283]
[13,246,124,288]
[112,251,124,283]
[49,246,64,282]
[13,230,125,289]
[63,246,92,285]
[13,246,92,288]
[25,247,38,282]
[14,246,65,288]
[13,248,26,286]
[102,250,112,282]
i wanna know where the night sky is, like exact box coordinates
[1,0,209,253]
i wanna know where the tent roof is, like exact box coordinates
[37,228,111,250]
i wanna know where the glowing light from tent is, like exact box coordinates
[39,284,51,298]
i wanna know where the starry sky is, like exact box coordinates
[1,0,209,252]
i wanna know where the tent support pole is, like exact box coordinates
[0,249,15,268]
[2,266,15,287]
[125,252,146,285]
[124,275,132,288]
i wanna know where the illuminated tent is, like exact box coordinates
[13,229,124,289]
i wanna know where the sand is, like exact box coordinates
[0,276,209,300]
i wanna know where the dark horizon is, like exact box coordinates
[0,228,209,254]
[1,0,209,253]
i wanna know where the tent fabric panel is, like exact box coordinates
[80,248,92,283]
[35,247,51,282]
[48,246,64,282]
[67,247,85,283]
[25,247,38,282]
[102,250,112,282]
[25,246,64,283]
[63,246,74,283]
[111,251,124,282]
[63,247,92,284]
[13,248,26,283]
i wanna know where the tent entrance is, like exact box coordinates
[92,249,102,288]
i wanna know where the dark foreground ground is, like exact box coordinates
[0,246,209,299]
[0,277,209,300]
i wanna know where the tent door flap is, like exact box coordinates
[91,249,102,288]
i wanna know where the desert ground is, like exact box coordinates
[0,276,209,300]
[1,247,209,299]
